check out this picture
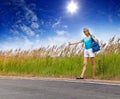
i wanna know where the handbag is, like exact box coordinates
[91,37,100,52]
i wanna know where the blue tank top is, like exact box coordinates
[82,36,94,49]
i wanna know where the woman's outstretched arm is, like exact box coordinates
[69,40,83,45]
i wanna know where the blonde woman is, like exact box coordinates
[69,28,98,79]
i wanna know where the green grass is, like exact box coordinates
[0,56,82,77]
[0,53,120,80]
[96,53,120,79]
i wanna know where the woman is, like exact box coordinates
[69,28,98,79]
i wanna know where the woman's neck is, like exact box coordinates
[86,35,90,37]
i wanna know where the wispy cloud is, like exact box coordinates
[0,30,88,50]
[56,30,68,36]
[10,0,39,37]
[48,36,68,46]
[63,25,68,29]
[10,29,20,35]
[0,38,33,50]
[31,22,39,29]
[52,19,61,28]
[24,7,39,29]
[21,24,35,36]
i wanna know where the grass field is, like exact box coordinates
[0,36,120,80]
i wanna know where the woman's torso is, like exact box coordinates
[82,36,93,49]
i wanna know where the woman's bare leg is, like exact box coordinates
[80,57,88,78]
[90,57,96,77]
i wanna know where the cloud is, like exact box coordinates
[63,25,68,28]
[10,0,39,36]
[52,18,68,30]
[10,29,20,35]
[48,36,68,46]
[23,36,34,48]
[52,19,61,28]
[0,36,35,50]
[24,7,39,29]
[31,22,39,29]
[21,24,35,36]
[0,30,83,51]
[56,30,67,36]
[36,34,40,38]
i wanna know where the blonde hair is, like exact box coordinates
[83,28,92,36]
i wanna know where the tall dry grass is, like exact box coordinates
[0,37,120,79]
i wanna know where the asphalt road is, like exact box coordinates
[0,78,120,99]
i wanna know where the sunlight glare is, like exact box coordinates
[67,1,78,14]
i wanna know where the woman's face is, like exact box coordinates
[83,30,89,36]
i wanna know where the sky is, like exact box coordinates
[0,0,120,50]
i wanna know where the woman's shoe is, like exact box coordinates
[76,77,84,79]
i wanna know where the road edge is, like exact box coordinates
[0,76,120,86]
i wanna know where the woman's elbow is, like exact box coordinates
[96,39,99,42]
[94,39,98,42]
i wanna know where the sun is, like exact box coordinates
[67,0,78,14]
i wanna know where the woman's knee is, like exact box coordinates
[91,62,95,66]
[83,57,88,67]
[90,58,95,65]
[83,62,88,66]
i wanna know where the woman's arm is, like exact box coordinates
[92,37,98,42]
[92,35,98,42]
[69,40,83,45]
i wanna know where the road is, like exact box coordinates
[0,77,119,99]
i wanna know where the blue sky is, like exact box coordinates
[0,0,120,50]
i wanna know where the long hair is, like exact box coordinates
[83,28,92,36]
